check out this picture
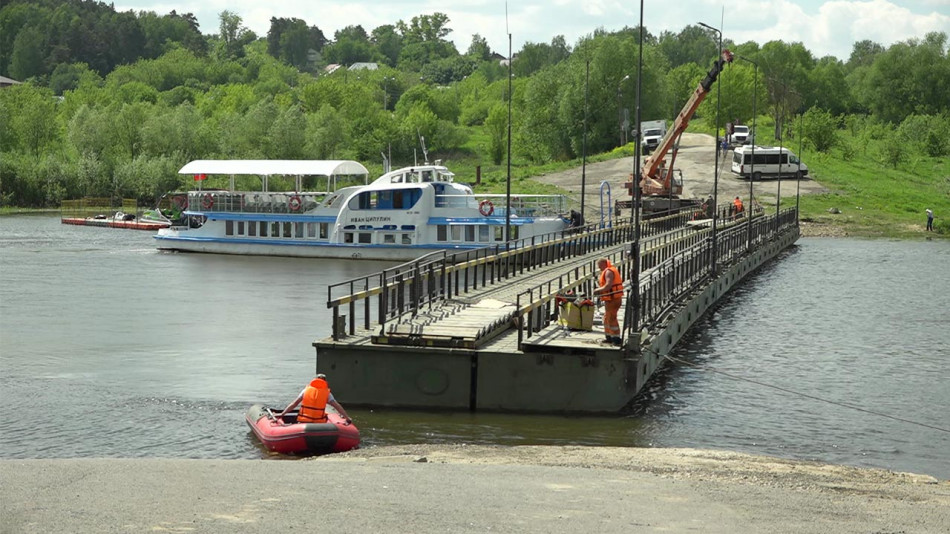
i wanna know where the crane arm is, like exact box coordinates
[639,49,734,196]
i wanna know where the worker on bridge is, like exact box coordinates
[594,258,624,346]
[733,196,744,218]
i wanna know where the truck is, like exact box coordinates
[639,120,667,155]
[624,48,735,214]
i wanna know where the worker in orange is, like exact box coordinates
[279,374,352,424]
[733,196,744,217]
[594,258,624,346]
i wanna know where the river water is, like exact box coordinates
[1,215,947,479]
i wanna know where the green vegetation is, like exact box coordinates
[0,1,948,240]
[799,130,950,238]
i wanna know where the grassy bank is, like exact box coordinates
[797,132,949,238]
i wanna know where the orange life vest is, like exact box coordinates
[734,198,744,212]
[599,264,624,302]
[298,378,330,423]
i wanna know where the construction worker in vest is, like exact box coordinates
[279,374,352,424]
[733,196,744,218]
[594,258,624,346]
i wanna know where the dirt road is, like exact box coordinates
[534,133,828,220]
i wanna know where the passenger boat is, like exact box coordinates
[154,159,572,261]
[245,403,360,455]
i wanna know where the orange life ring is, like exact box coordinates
[201,193,214,210]
[479,200,494,216]
[289,195,302,212]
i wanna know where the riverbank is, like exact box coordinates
[3,446,947,533]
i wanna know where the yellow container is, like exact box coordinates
[558,301,594,331]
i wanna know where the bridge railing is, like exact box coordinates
[512,207,799,349]
[327,215,654,339]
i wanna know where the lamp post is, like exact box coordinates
[629,0,645,350]
[699,21,722,275]
[737,55,758,251]
[581,60,590,222]
[617,75,630,146]
[796,109,804,220]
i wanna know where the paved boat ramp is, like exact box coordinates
[314,206,800,412]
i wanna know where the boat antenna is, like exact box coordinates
[381,151,390,174]
[418,130,429,165]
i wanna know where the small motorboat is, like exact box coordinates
[245,403,360,455]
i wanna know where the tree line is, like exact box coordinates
[1,0,948,207]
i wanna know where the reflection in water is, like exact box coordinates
[1,217,948,479]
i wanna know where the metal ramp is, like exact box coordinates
[372,298,516,349]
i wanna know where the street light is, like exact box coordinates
[617,74,630,146]
[736,55,758,251]
[699,21,722,275]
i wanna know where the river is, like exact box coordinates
[1,215,947,479]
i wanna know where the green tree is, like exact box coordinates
[4,85,60,156]
[485,104,507,165]
[371,25,402,66]
[801,106,838,152]
[10,26,45,81]
[466,34,491,61]
[216,10,256,60]
[658,25,718,69]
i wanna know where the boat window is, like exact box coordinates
[465,226,475,242]
[401,225,415,230]
[437,225,447,242]
[494,226,504,241]
[238,221,245,235]
[344,232,354,243]
[226,220,234,236]
[270,222,279,237]
[358,233,371,244]
[510,226,520,240]
[383,234,395,244]
[390,173,404,183]
[295,222,303,238]
[421,170,434,182]
[249,221,257,237]
[320,223,329,239]
[402,234,412,244]
[307,223,316,238]
[478,226,489,242]
[350,189,422,210]
[260,222,268,237]
[451,226,461,241]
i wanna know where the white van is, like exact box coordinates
[731,146,808,180]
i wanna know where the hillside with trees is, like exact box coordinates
[1,0,948,208]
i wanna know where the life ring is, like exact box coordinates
[201,193,214,210]
[479,200,494,216]
[288,195,302,212]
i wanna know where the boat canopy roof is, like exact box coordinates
[178,160,369,177]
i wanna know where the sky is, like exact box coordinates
[115,0,950,61]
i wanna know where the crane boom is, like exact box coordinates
[639,49,734,197]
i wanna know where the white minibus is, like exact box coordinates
[731,146,808,180]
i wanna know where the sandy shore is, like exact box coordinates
[3,445,947,533]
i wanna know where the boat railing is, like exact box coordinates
[435,194,568,217]
[188,191,328,214]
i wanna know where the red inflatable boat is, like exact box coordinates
[245,404,360,455]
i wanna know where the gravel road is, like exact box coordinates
[534,133,829,222]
